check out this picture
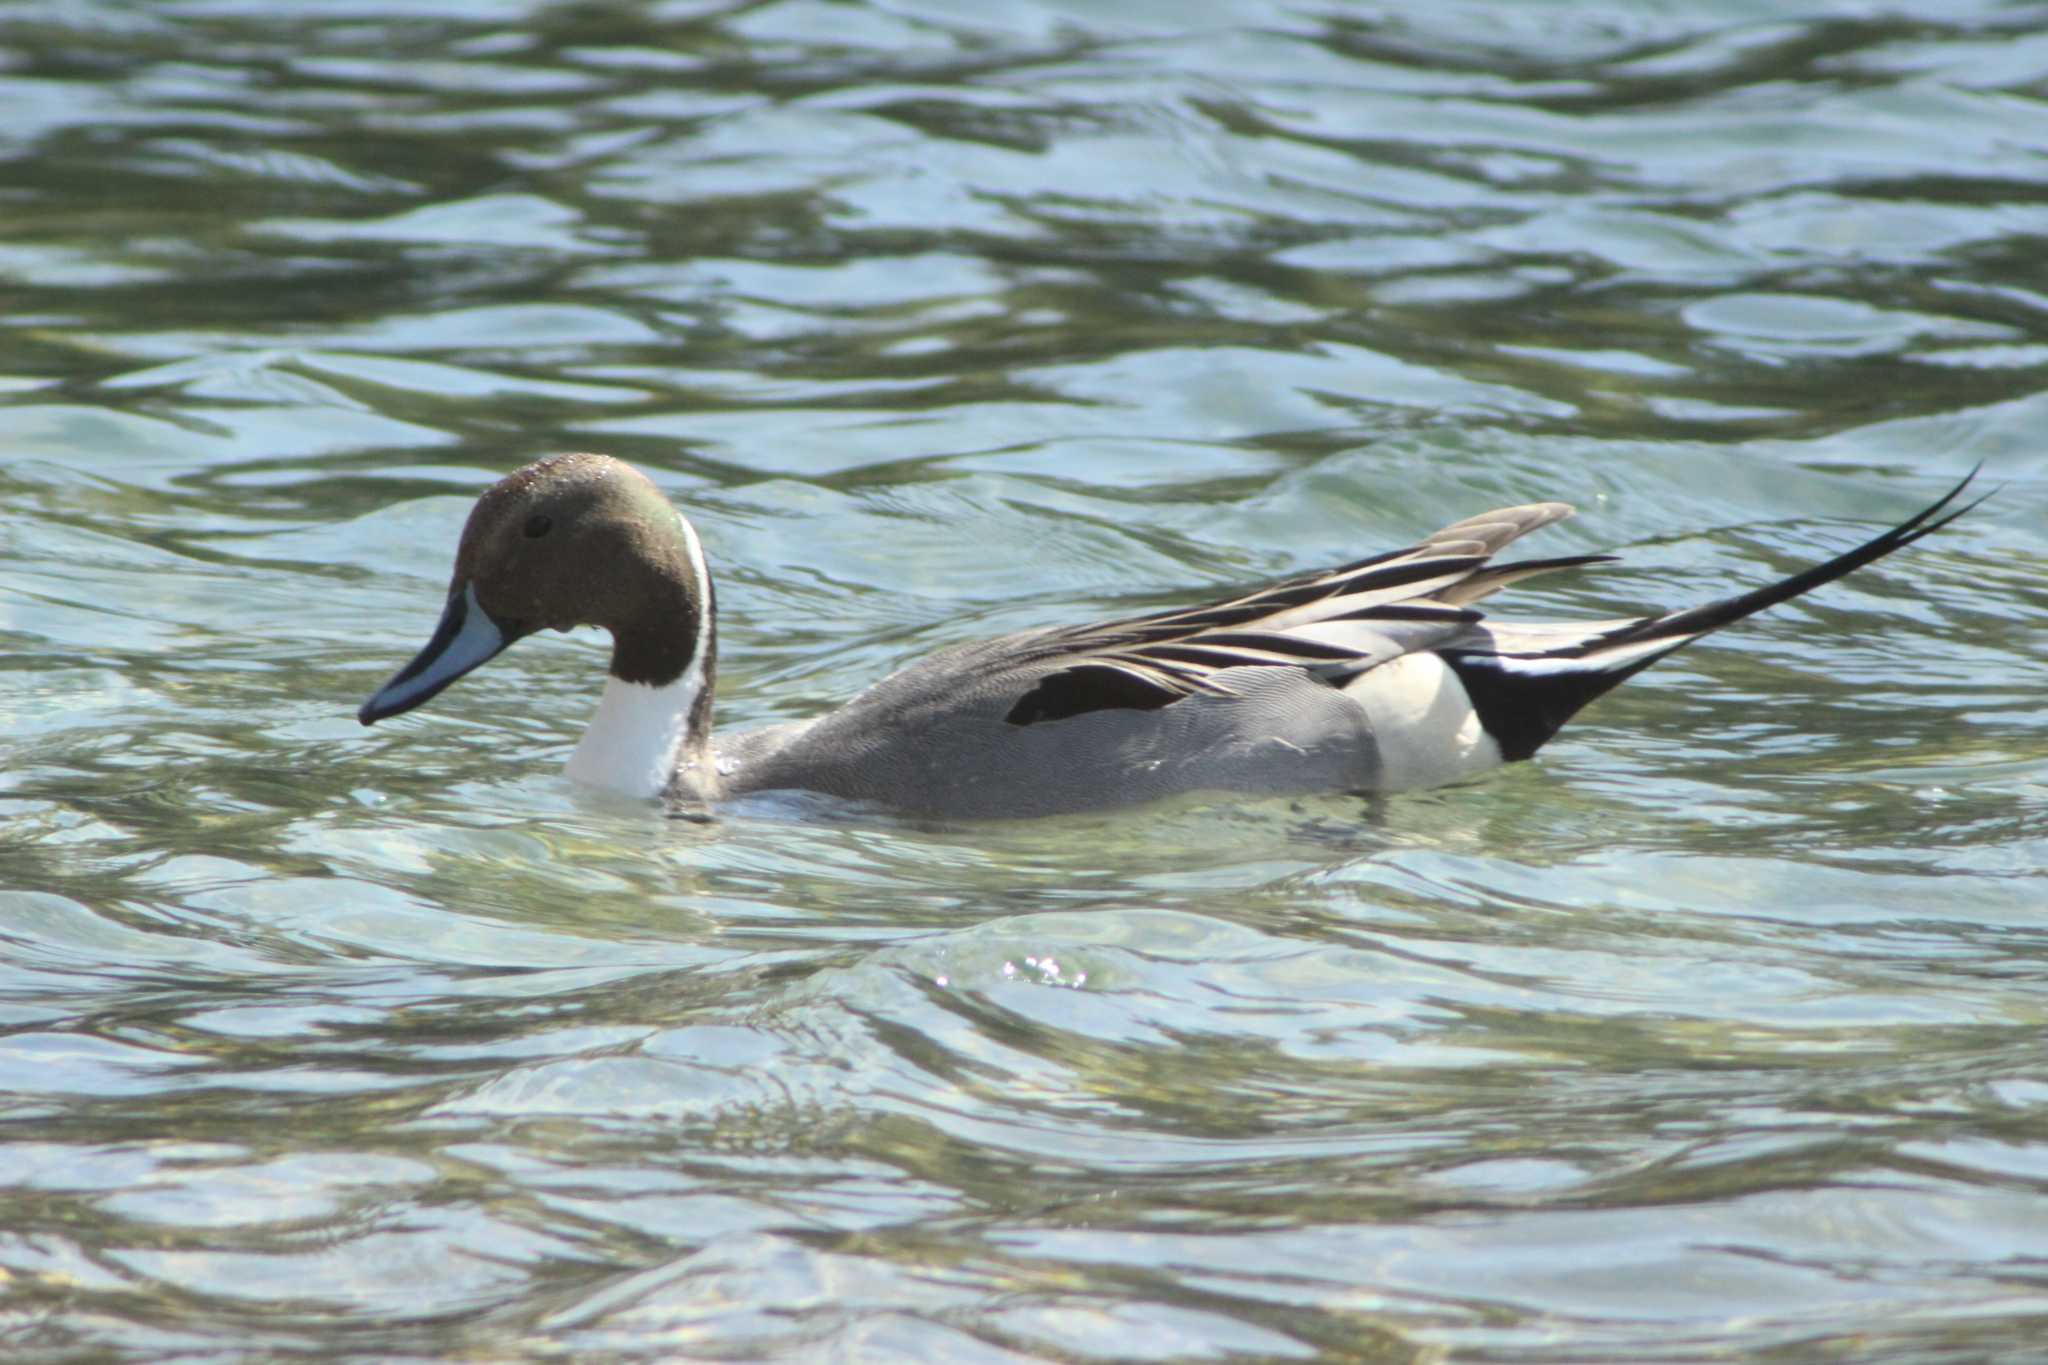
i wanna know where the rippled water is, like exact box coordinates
[4,1,2046,1360]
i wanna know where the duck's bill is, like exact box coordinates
[358,583,510,725]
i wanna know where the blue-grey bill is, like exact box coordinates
[357,583,509,725]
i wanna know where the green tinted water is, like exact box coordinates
[2,2,2045,1360]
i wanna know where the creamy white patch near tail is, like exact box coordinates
[1342,653,1504,791]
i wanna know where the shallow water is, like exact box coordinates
[3,1,2047,1360]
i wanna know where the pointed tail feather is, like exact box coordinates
[1441,469,1983,761]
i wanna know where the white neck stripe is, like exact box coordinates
[560,507,716,800]
[675,507,713,660]
[564,667,704,799]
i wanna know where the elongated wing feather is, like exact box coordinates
[1004,502,1594,725]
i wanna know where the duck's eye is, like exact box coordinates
[524,514,553,539]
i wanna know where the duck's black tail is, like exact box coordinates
[1440,470,1983,761]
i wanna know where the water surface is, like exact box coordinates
[3,1,2046,1360]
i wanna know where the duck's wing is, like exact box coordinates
[1003,501,1610,726]
[1003,473,1982,739]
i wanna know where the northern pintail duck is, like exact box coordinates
[359,455,1976,817]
